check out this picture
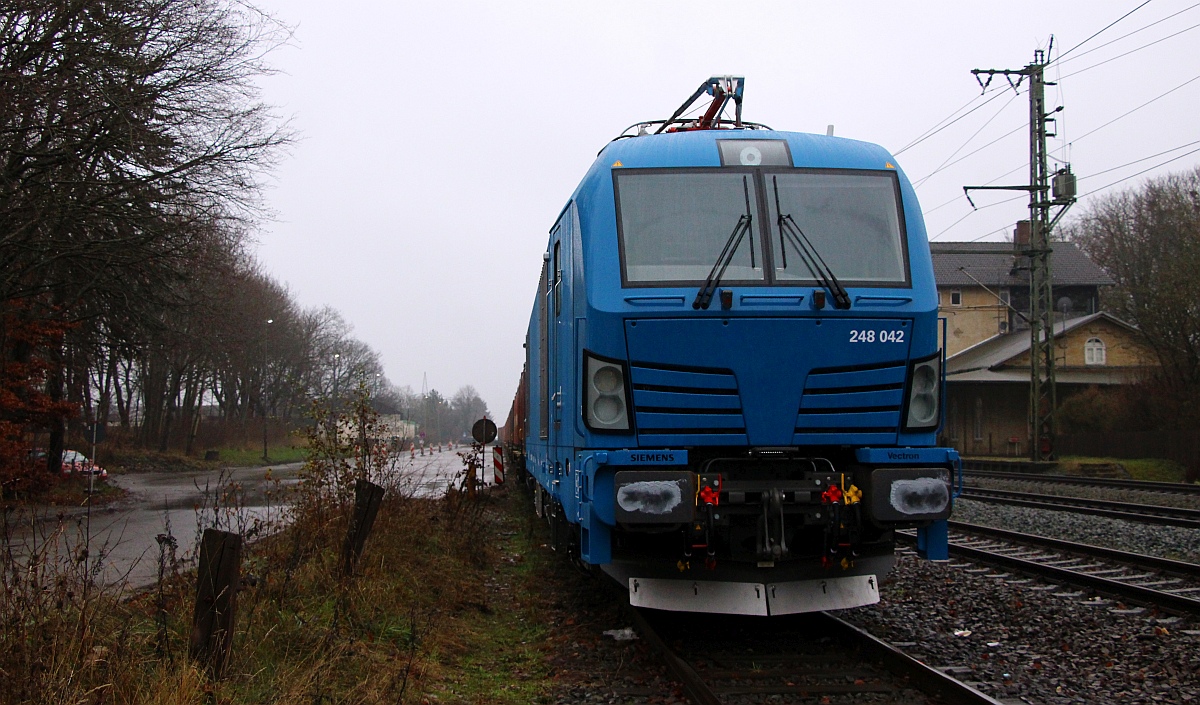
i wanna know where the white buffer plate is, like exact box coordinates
[628,574,879,615]
[767,574,880,614]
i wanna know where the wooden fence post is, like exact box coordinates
[467,445,479,501]
[189,528,241,679]
[342,479,385,575]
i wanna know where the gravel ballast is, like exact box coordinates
[844,547,1200,704]
[529,491,1200,703]
[953,497,1200,563]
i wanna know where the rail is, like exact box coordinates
[959,487,1200,529]
[899,522,1200,616]
[965,469,1200,496]
[625,604,1005,704]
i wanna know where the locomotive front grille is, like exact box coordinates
[794,361,906,445]
[630,362,748,445]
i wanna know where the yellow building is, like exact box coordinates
[931,240,1156,457]
[942,312,1157,457]
[932,240,1114,356]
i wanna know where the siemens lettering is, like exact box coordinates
[631,453,675,463]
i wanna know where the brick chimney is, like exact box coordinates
[1014,220,1031,250]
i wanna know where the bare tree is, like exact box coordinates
[450,385,489,439]
[0,0,290,307]
[0,0,292,471]
[0,2,416,468]
[1064,166,1200,424]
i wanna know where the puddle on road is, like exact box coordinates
[3,449,495,590]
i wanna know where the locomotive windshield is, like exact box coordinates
[615,170,765,285]
[614,168,908,287]
[767,170,907,284]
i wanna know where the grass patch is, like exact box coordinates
[37,474,125,506]
[415,494,555,703]
[1,479,558,704]
[1057,455,1190,483]
[212,444,309,466]
[103,443,309,474]
[105,449,210,473]
[1,391,567,703]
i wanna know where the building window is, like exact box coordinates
[1085,337,1106,365]
[973,397,983,441]
[999,288,1010,306]
[951,290,962,307]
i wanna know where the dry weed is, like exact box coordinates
[0,388,511,704]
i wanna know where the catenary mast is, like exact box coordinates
[964,47,1076,461]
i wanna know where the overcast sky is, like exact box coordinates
[249,0,1200,419]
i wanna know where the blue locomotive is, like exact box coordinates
[501,77,958,616]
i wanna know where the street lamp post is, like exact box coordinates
[262,318,273,461]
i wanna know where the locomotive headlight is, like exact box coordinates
[739,146,763,166]
[585,351,631,432]
[593,396,624,424]
[594,365,622,394]
[903,352,941,431]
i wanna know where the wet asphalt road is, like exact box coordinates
[7,446,489,590]
[7,463,305,590]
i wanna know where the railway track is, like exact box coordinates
[964,469,1200,496]
[624,605,1004,705]
[958,486,1200,528]
[900,521,1200,616]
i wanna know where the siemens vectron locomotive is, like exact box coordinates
[501,77,959,616]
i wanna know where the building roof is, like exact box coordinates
[931,241,1115,288]
[945,312,1144,385]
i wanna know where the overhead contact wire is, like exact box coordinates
[1079,139,1200,180]
[1052,2,1200,66]
[923,161,1028,217]
[1053,71,1200,155]
[894,88,1008,156]
[931,140,1200,241]
[969,226,1013,243]
[894,94,990,155]
[1054,0,1154,63]
[930,193,1026,240]
[1059,22,1200,79]
[1078,145,1200,198]
[913,93,1020,188]
[914,119,1025,188]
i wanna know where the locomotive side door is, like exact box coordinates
[550,205,577,451]
[549,228,564,436]
[545,207,578,523]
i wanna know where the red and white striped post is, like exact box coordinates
[492,445,504,485]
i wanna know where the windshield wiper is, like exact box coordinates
[771,176,851,309]
[693,175,756,310]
